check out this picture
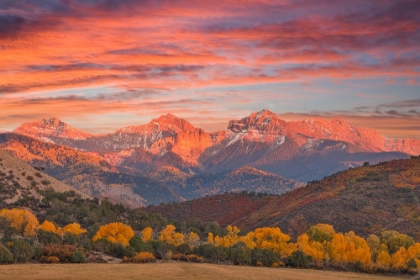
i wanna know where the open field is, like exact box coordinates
[0,263,409,280]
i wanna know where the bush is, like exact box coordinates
[12,239,35,263]
[288,250,310,268]
[71,251,86,263]
[40,244,78,263]
[123,246,136,258]
[228,242,251,265]
[185,254,204,263]
[129,236,154,253]
[251,248,279,267]
[172,253,204,263]
[177,243,191,255]
[41,180,51,186]
[94,238,125,258]
[150,240,176,259]
[130,252,156,263]
[193,243,216,259]
[0,245,13,264]
[40,256,60,263]
[37,230,62,245]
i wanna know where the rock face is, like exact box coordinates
[14,117,92,141]
[11,110,420,181]
[14,110,420,157]
[108,114,214,165]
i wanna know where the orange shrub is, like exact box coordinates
[131,252,156,263]
[40,256,60,263]
[40,244,78,263]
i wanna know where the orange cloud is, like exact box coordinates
[0,0,419,138]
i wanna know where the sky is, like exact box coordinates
[0,0,419,139]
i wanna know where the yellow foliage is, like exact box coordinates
[0,208,39,236]
[391,247,408,270]
[207,232,214,244]
[297,233,325,263]
[56,227,64,237]
[159,225,185,246]
[376,251,392,269]
[92,222,135,247]
[330,231,372,268]
[131,252,156,263]
[63,223,87,235]
[187,232,200,246]
[242,227,294,257]
[214,225,240,247]
[38,220,57,233]
[141,227,153,242]
[407,243,420,260]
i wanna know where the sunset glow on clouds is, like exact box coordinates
[0,0,419,138]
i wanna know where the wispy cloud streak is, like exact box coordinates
[0,0,419,137]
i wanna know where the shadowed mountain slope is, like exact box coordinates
[148,156,420,240]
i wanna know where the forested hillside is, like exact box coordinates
[149,156,420,240]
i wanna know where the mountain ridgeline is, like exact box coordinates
[0,110,419,206]
[11,110,418,180]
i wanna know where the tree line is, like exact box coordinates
[1,206,420,274]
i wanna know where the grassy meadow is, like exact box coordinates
[0,263,408,280]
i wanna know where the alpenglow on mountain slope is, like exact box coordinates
[0,134,302,206]
[12,110,418,182]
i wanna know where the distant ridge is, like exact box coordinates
[9,110,418,182]
[13,110,420,156]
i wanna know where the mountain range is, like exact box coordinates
[12,110,420,177]
[1,110,419,206]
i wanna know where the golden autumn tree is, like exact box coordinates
[92,222,135,247]
[207,232,215,244]
[329,231,372,269]
[406,243,420,268]
[63,222,87,235]
[376,250,392,270]
[214,225,240,247]
[159,225,185,246]
[242,227,295,258]
[296,233,325,263]
[141,227,153,242]
[187,232,200,247]
[0,208,39,236]
[391,247,408,271]
[298,223,336,264]
[38,220,57,233]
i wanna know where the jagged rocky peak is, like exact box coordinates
[14,117,91,140]
[227,109,287,133]
[153,113,196,132]
[40,117,68,131]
